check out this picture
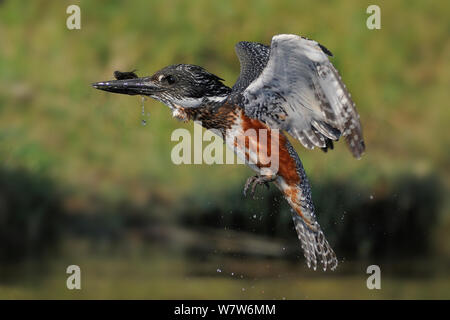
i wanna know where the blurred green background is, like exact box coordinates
[0,0,449,299]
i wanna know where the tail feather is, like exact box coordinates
[274,132,338,271]
[291,212,338,271]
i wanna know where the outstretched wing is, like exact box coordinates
[235,34,365,158]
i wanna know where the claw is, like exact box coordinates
[243,176,256,198]
[243,175,276,199]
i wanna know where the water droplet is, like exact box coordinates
[141,97,146,115]
[141,96,149,126]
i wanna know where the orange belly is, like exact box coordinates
[231,112,312,225]
[238,112,300,185]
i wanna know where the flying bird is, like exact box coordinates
[92,34,365,271]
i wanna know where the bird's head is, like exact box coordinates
[92,64,231,109]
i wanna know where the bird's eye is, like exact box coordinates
[164,75,176,85]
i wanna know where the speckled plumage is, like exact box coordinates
[92,33,365,271]
[232,41,270,93]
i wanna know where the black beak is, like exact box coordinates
[91,77,162,96]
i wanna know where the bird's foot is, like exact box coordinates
[243,175,276,199]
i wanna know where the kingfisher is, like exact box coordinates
[92,34,365,271]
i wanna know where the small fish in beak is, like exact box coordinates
[113,70,139,80]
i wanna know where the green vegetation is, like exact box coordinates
[0,0,449,299]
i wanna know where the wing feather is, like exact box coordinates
[237,34,365,158]
[232,41,270,93]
